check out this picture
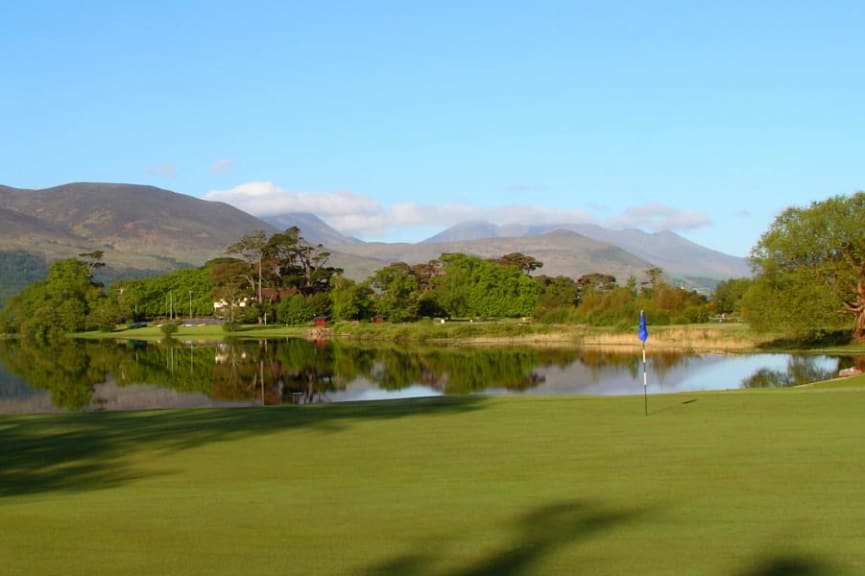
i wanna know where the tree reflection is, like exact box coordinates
[742,355,839,388]
[0,339,559,410]
[574,348,687,383]
[0,339,108,409]
[1,338,852,412]
[330,344,551,394]
[431,348,545,394]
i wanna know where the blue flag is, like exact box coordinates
[638,310,648,342]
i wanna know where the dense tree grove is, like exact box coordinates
[742,192,865,341]
[712,278,752,316]
[0,250,48,308]
[367,262,422,322]
[0,257,106,341]
[571,271,710,328]
[0,225,731,337]
[220,227,342,325]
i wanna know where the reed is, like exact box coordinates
[82,320,784,352]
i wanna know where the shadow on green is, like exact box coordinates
[363,499,836,576]
[364,499,646,576]
[735,554,834,576]
[0,396,485,498]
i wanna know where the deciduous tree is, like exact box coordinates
[712,278,752,316]
[492,252,544,275]
[743,192,865,340]
[0,258,105,340]
[226,230,268,303]
[368,262,420,322]
[436,253,539,318]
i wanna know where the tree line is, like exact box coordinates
[3,190,865,344]
[0,225,717,340]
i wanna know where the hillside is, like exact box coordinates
[0,182,748,303]
[333,229,655,284]
[261,212,362,246]
[425,220,750,284]
[0,183,276,273]
[535,223,749,279]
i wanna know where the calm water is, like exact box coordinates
[0,338,855,414]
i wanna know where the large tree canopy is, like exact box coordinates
[0,257,106,340]
[435,253,539,318]
[743,192,865,341]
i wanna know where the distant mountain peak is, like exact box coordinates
[422,221,500,243]
[416,219,749,282]
[260,212,361,245]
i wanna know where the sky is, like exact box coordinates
[2,1,863,258]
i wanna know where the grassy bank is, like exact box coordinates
[3,389,865,575]
[79,319,787,352]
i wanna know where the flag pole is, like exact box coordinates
[642,340,647,416]
[639,310,648,416]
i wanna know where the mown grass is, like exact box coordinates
[2,390,864,575]
[81,318,566,344]
[799,372,865,389]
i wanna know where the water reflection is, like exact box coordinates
[740,354,848,388]
[0,338,854,413]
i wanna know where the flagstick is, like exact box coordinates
[642,341,648,416]
[638,309,649,416]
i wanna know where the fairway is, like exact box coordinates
[2,390,864,575]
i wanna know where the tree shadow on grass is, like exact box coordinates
[364,499,649,576]
[735,553,836,576]
[0,395,484,498]
[362,501,842,576]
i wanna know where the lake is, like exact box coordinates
[0,338,855,414]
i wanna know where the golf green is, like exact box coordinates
[2,389,864,575]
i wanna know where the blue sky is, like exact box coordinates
[2,1,863,257]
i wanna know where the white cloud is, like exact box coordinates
[205,182,381,219]
[211,158,232,174]
[492,205,596,226]
[147,163,176,177]
[335,202,597,239]
[605,202,711,232]
[204,182,708,241]
[389,202,486,226]
[389,202,430,225]
[382,202,596,229]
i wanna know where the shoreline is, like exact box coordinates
[71,320,811,354]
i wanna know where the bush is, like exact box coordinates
[160,321,179,337]
[278,295,318,325]
[534,306,576,324]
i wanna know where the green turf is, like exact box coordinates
[800,372,865,389]
[2,390,864,575]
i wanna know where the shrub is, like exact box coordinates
[160,321,179,337]
[534,306,575,324]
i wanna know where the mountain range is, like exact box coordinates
[0,182,750,302]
